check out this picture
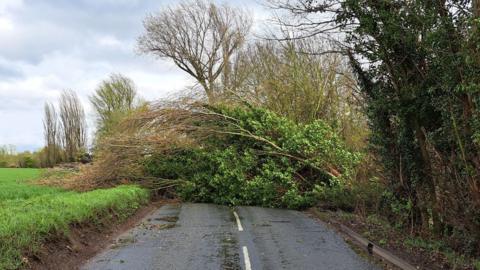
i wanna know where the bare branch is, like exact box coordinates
[137,0,252,102]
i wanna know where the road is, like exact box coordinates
[82,203,378,270]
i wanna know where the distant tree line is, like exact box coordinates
[0,90,88,168]
[0,145,47,168]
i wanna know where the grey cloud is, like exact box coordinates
[0,0,265,151]
[0,62,22,79]
[1,0,161,64]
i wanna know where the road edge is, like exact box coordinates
[309,208,418,270]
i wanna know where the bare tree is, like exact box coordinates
[43,102,59,167]
[90,73,140,137]
[59,90,87,162]
[138,0,252,102]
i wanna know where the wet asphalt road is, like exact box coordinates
[82,203,378,270]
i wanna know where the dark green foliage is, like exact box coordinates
[144,106,358,209]
[314,176,384,213]
[20,156,36,168]
[345,0,478,240]
[337,0,480,254]
[274,0,480,258]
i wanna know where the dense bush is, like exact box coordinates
[18,156,37,168]
[143,105,359,209]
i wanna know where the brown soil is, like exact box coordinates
[25,200,176,270]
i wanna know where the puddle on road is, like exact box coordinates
[269,220,290,223]
[152,223,176,230]
[111,236,136,249]
[253,222,272,227]
[140,214,179,231]
[155,216,179,222]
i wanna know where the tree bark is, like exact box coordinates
[413,115,443,234]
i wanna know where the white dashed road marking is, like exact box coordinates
[242,246,252,270]
[233,211,243,231]
[235,210,252,269]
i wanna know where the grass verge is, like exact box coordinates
[0,168,149,269]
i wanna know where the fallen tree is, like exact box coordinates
[86,99,359,209]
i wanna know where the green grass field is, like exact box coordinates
[0,168,149,269]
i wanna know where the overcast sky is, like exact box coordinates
[0,0,268,152]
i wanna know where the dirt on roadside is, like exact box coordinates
[25,200,177,270]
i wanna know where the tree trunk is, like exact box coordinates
[474,0,480,17]
[413,116,443,234]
